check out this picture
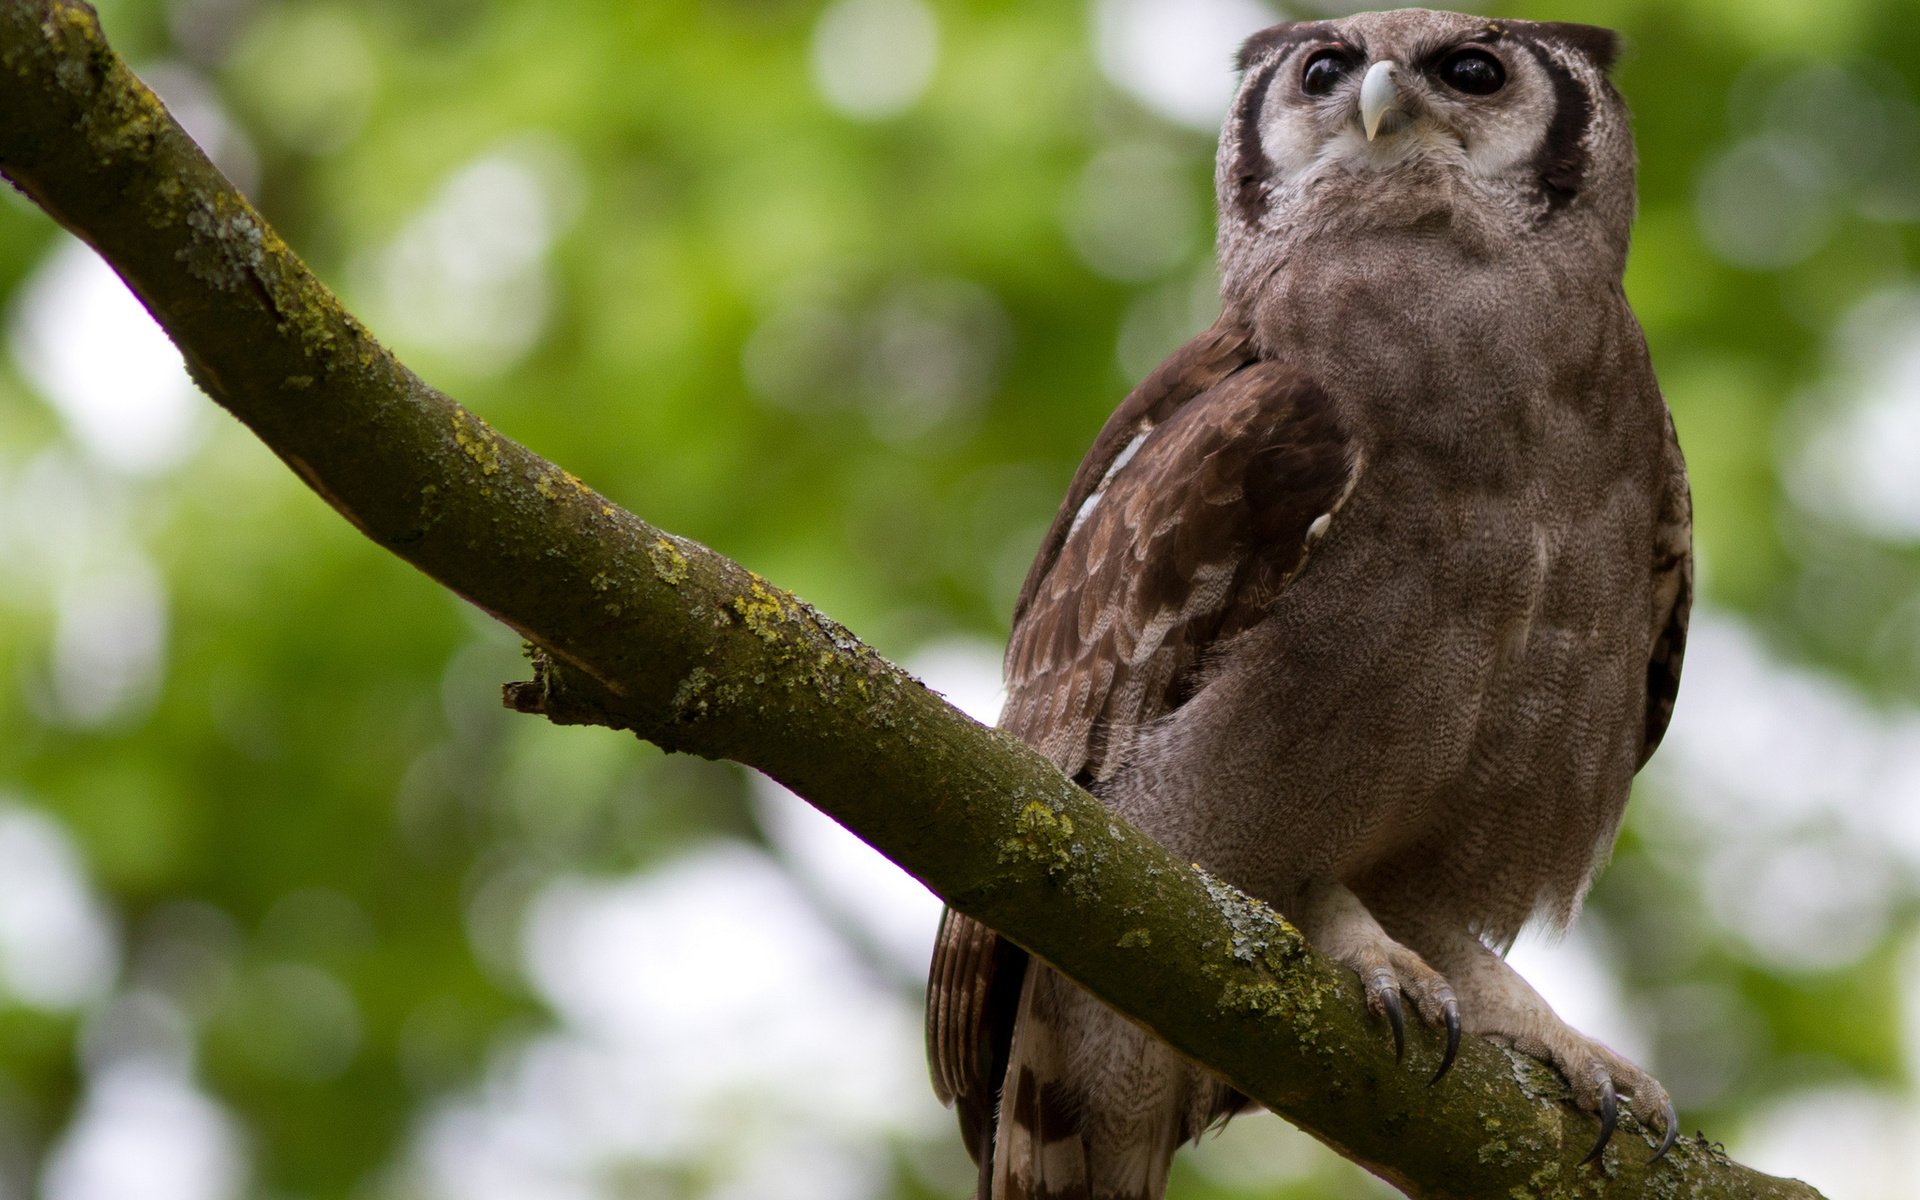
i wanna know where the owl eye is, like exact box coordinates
[1437,49,1505,95]
[1300,49,1352,97]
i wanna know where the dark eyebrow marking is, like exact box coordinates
[1228,57,1282,222]
[1235,21,1341,72]
[1528,21,1621,73]
[1515,37,1595,213]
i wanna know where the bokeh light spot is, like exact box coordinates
[810,0,939,121]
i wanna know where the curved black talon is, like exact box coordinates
[1580,1078,1618,1166]
[1381,986,1406,1063]
[1649,1097,1678,1163]
[1429,997,1460,1085]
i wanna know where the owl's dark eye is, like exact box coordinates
[1301,49,1352,97]
[1437,49,1505,95]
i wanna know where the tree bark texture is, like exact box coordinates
[0,3,1825,1196]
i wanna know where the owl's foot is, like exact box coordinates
[1508,1015,1677,1165]
[1296,881,1460,1080]
[1579,1074,1678,1165]
[1428,935,1678,1165]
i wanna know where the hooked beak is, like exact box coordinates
[1359,60,1400,141]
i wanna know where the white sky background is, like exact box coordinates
[1094,0,1280,131]
[8,241,205,477]
[0,802,249,1200]
[418,844,941,1200]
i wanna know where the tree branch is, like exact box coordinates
[0,3,1822,1196]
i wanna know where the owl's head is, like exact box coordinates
[1216,10,1635,292]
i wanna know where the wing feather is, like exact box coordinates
[1640,407,1692,766]
[1010,317,1263,634]
[926,320,1356,1181]
[1002,352,1356,782]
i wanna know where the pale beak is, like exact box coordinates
[1359,60,1400,142]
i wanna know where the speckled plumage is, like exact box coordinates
[927,12,1692,1198]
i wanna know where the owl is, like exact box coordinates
[925,10,1692,1199]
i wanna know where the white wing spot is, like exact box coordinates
[1070,492,1102,535]
[1067,427,1152,537]
[1306,512,1331,542]
[1103,429,1149,483]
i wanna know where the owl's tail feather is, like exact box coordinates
[988,963,1212,1199]
[990,967,1092,1200]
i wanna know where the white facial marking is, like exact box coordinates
[1457,53,1545,180]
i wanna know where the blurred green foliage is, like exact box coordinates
[1,1,1917,1198]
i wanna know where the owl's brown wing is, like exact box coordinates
[926,322,1359,1177]
[1007,317,1262,646]
[1639,407,1692,767]
[1000,331,1358,784]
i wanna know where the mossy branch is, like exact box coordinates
[0,3,1822,1197]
